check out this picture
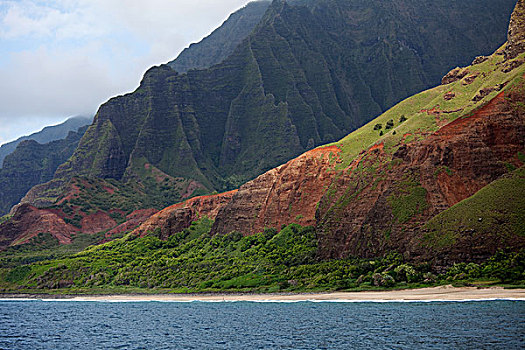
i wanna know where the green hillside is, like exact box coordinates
[0,126,88,215]
[423,166,525,255]
[1,219,522,294]
[25,0,515,210]
[0,0,523,295]
[330,48,523,168]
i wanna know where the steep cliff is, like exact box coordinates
[0,116,91,168]
[25,0,515,210]
[205,12,525,264]
[136,45,524,264]
[168,1,271,73]
[0,126,88,215]
[211,145,340,236]
[505,0,525,59]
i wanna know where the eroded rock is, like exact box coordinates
[442,67,469,85]
[504,0,525,60]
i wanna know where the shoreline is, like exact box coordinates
[1,286,524,302]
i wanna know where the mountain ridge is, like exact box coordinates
[131,2,525,264]
[0,126,89,216]
[0,116,92,168]
[22,0,516,212]
[168,0,271,73]
[0,1,523,294]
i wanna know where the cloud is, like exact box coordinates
[0,0,253,144]
[0,0,105,40]
[0,44,127,117]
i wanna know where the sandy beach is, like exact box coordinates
[2,286,524,302]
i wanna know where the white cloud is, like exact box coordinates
[0,0,254,144]
[0,0,105,40]
[0,44,128,116]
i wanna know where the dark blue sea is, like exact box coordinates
[0,299,523,349]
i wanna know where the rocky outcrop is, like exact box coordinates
[211,146,341,236]
[504,0,525,60]
[443,92,456,100]
[471,56,488,65]
[441,67,469,84]
[80,211,117,235]
[133,190,237,239]
[0,204,78,249]
[316,89,525,262]
[501,58,525,73]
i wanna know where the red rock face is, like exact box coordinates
[211,145,341,236]
[106,209,158,238]
[133,190,238,239]
[316,89,525,261]
[0,204,78,248]
[80,211,117,235]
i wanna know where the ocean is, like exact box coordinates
[0,299,523,349]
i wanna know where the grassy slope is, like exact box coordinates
[329,48,525,168]
[424,166,525,250]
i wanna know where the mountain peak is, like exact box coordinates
[505,0,525,59]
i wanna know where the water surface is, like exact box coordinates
[0,300,523,349]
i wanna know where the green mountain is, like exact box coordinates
[0,0,523,294]
[168,1,271,73]
[24,0,516,211]
[0,126,88,216]
[0,116,92,168]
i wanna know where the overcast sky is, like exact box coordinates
[0,0,254,145]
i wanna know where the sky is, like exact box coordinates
[0,0,254,145]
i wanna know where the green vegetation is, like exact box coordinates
[0,215,11,225]
[0,125,88,215]
[26,0,516,212]
[424,166,525,251]
[387,177,429,224]
[48,174,206,219]
[329,51,525,170]
[0,219,523,294]
[0,231,110,269]
[168,1,271,73]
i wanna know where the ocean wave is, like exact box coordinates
[1,298,524,303]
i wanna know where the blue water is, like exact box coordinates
[0,300,523,349]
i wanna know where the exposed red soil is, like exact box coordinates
[55,181,83,206]
[211,145,341,236]
[133,190,238,239]
[436,92,505,140]
[316,88,525,262]
[80,211,117,235]
[103,186,115,194]
[0,204,78,248]
[181,181,204,200]
[347,143,383,171]
[106,208,158,237]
